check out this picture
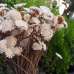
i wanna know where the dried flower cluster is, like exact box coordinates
[0,3,67,58]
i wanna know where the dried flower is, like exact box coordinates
[6,36,17,48]
[15,20,28,31]
[6,9,22,21]
[1,19,15,33]
[40,23,54,41]
[32,41,46,51]
[0,4,68,59]
[5,48,15,58]
[32,42,42,50]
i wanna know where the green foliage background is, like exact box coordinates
[0,0,74,74]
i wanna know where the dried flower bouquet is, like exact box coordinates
[0,3,67,74]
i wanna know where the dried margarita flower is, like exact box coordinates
[6,36,17,47]
[32,42,42,50]
[0,36,22,58]
[32,41,46,51]
[15,20,28,31]
[5,48,15,58]
[6,9,22,21]
[53,16,68,30]
[1,19,15,33]
[40,23,54,41]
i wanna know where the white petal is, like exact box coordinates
[56,52,63,59]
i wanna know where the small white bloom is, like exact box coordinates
[56,52,63,59]
[6,36,17,47]
[32,41,47,51]
[32,42,42,50]
[1,19,15,33]
[6,9,22,21]
[5,48,14,58]
[15,20,28,31]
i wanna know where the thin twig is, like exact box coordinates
[21,54,36,74]
[11,59,29,74]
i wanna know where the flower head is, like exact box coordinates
[1,19,15,33]
[15,20,28,31]
[40,23,54,41]
[6,9,22,21]
[32,41,46,51]
[6,36,17,48]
